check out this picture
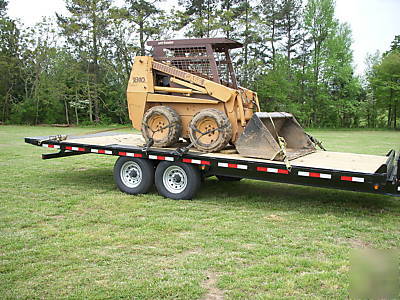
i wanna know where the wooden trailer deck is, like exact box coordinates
[65,132,388,174]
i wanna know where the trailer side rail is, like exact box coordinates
[25,136,400,197]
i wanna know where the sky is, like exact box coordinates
[7,0,400,75]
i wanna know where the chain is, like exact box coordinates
[174,123,228,156]
[267,113,291,171]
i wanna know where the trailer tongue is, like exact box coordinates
[25,132,400,200]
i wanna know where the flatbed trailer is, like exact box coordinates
[25,132,400,200]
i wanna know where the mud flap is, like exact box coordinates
[235,112,316,161]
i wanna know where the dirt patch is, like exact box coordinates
[181,248,203,256]
[76,167,89,171]
[264,214,284,221]
[242,243,257,249]
[201,272,224,300]
[348,238,370,248]
[338,237,370,248]
[49,215,65,219]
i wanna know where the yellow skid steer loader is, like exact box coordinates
[126,38,317,161]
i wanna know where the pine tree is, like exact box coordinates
[0,0,22,122]
[304,0,337,125]
[0,0,8,17]
[218,0,242,39]
[57,0,112,123]
[280,0,303,64]
[176,0,219,38]
[257,0,284,69]
[123,0,164,56]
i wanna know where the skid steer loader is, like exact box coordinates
[127,38,317,161]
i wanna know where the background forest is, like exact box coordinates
[0,0,399,128]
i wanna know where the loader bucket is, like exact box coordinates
[235,112,316,161]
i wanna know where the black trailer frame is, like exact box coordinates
[25,134,400,199]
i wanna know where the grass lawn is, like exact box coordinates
[0,125,399,299]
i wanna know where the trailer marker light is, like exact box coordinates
[91,149,112,155]
[218,162,248,170]
[256,167,289,174]
[65,146,85,152]
[149,155,174,161]
[340,176,364,183]
[397,186,400,192]
[118,152,142,158]
[182,158,211,165]
[373,184,379,190]
[298,171,331,179]
[42,144,60,149]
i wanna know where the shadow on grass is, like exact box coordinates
[198,178,399,215]
[53,167,399,216]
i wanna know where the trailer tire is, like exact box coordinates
[216,175,242,182]
[189,108,232,152]
[114,157,154,195]
[142,106,182,147]
[155,161,201,200]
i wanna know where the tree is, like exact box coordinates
[389,35,400,53]
[57,0,112,123]
[0,0,22,123]
[366,36,400,129]
[304,0,337,125]
[280,0,303,65]
[257,0,284,69]
[0,0,7,17]
[121,0,164,56]
[363,51,381,127]
[176,0,219,38]
[218,0,242,39]
[373,52,400,128]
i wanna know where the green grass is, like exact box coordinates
[0,125,399,299]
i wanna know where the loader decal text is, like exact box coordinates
[152,61,205,86]
[130,77,146,83]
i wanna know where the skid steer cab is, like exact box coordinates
[127,38,316,161]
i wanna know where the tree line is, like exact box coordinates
[0,0,399,128]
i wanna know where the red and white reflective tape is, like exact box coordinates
[149,155,174,161]
[42,144,60,149]
[257,166,289,174]
[65,146,86,152]
[91,149,112,155]
[182,158,211,165]
[217,162,248,170]
[298,171,331,179]
[340,176,364,183]
[118,151,143,158]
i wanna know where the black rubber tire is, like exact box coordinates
[189,108,232,152]
[216,175,242,182]
[141,106,182,147]
[155,161,201,200]
[114,157,154,195]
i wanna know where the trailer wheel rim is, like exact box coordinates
[163,165,187,194]
[120,161,142,188]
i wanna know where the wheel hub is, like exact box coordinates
[120,161,142,188]
[129,169,138,178]
[173,174,182,183]
[163,165,188,194]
